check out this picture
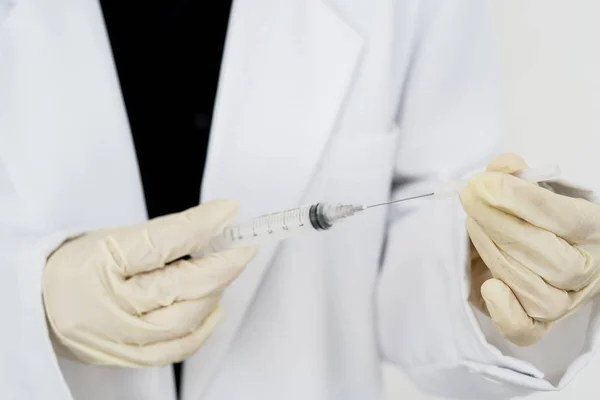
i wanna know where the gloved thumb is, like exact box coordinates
[485,153,529,174]
[108,199,240,277]
[480,278,549,346]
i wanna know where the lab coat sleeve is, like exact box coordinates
[0,4,79,396]
[0,2,150,397]
[0,232,78,399]
[375,1,576,398]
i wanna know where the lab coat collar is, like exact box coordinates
[188,0,364,397]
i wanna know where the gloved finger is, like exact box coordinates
[469,240,492,315]
[118,246,257,315]
[132,306,224,367]
[485,153,528,174]
[461,187,590,291]
[466,217,571,321]
[137,295,221,344]
[465,171,600,244]
[105,199,239,276]
[481,278,550,346]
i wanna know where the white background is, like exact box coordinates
[383,0,600,399]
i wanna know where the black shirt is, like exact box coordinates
[99,1,233,396]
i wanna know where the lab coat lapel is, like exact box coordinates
[188,0,363,396]
[202,0,364,217]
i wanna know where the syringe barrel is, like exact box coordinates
[197,202,363,256]
[203,205,317,254]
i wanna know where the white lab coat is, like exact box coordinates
[1,0,599,399]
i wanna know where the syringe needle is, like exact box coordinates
[365,193,434,209]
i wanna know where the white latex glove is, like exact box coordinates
[460,154,600,346]
[43,199,256,367]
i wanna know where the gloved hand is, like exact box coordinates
[460,154,600,346]
[43,199,256,367]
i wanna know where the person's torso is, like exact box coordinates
[0,1,422,399]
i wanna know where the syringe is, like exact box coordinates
[194,165,560,256]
